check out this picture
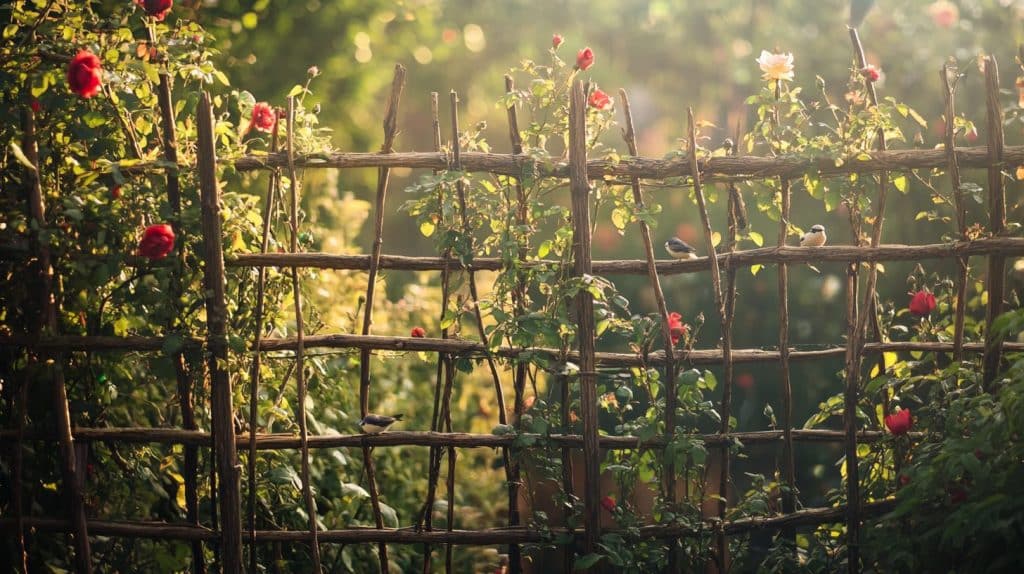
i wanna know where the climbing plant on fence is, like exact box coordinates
[2,2,1024,573]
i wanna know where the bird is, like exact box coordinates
[359,413,404,434]
[799,224,827,247]
[664,237,698,259]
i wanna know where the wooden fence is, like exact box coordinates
[2,40,1022,574]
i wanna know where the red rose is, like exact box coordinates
[67,50,103,99]
[600,496,616,512]
[948,486,968,505]
[249,102,276,134]
[136,0,173,21]
[908,290,936,316]
[736,373,755,390]
[30,99,41,114]
[552,34,563,49]
[576,47,594,71]
[884,408,912,435]
[111,185,122,199]
[898,474,911,487]
[667,312,687,345]
[860,65,881,82]
[138,224,175,259]
[410,326,426,338]
[587,88,613,111]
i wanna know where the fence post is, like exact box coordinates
[197,91,242,573]
[568,79,601,561]
[982,56,1007,388]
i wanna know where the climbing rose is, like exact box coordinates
[667,312,687,345]
[908,290,936,316]
[600,496,616,512]
[136,0,173,21]
[576,47,594,71]
[860,65,881,82]
[30,100,41,113]
[884,409,912,435]
[111,185,122,199]
[138,224,175,259]
[67,50,103,99]
[587,88,613,110]
[756,50,795,82]
[552,34,563,49]
[249,102,276,134]
[410,326,426,338]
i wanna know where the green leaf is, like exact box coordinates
[287,84,305,98]
[750,264,763,276]
[748,231,764,247]
[574,554,604,570]
[419,220,435,237]
[893,175,908,193]
[8,142,36,172]
[213,70,231,86]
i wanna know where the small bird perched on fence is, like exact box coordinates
[359,413,403,434]
[799,225,827,247]
[665,237,698,259]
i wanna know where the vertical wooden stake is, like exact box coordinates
[504,75,526,574]
[568,79,600,561]
[941,64,969,364]
[286,97,322,572]
[357,63,405,574]
[247,116,280,573]
[982,56,1007,389]
[197,91,242,574]
[148,25,204,571]
[22,81,93,574]
[687,108,729,573]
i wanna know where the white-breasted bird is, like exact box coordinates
[359,413,403,434]
[664,237,698,259]
[799,225,827,247]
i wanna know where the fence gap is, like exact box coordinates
[982,56,1007,389]
[197,91,242,573]
[449,89,514,506]
[619,89,681,565]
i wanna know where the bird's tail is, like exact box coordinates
[392,414,404,421]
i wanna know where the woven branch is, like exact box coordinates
[3,335,1020,364]
[228,237,1024,275]
[0,428,913,449]
[228,145,1024,180]
[0,499,895,543]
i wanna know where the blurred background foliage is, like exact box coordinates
[199,0,1024,508]
[1,0,1023,571]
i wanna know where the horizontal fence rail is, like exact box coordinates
[0,499,896,543]
[2,334,1019,364]
[0,428,920,449]
[227,237,1024,275]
